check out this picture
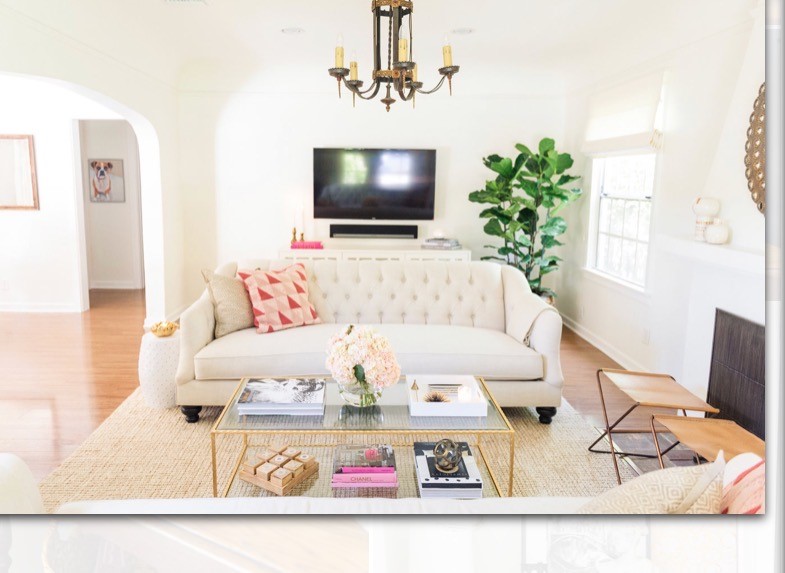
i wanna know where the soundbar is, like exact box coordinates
[330,224,419,239]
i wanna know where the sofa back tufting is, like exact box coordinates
[216,260,509,331]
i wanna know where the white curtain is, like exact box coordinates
[583,71,665,155]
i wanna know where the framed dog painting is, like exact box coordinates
[87,159,125,203]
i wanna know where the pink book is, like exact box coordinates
[339,466,395,474]
[331,481,398,489]
[332,472,398,484]
[291,241,324,249]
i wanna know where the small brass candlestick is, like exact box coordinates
[291,227,297,245]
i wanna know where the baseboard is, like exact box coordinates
[561,314,649,372]
[89,280,143,290]
[0,302,83,313]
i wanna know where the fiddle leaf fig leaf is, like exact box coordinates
[538,137,555,155]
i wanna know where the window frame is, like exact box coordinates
[585,149,659,292]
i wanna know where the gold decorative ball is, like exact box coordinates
[151,321,178,337]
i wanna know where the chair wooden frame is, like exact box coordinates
[588,368,719,484]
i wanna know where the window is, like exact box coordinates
[591,153,656,286]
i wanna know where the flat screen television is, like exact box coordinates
[313,148,436,220]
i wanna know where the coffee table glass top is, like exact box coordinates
[214,377,511,434]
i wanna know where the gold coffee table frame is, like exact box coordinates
[210,376,515,498]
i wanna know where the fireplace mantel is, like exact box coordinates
[657,234,764,275]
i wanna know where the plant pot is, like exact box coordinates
[336,377,383,408]
[540,293,555,306]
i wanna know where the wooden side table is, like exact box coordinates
[650,415,765,468]
[589,368,719,484]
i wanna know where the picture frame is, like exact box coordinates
[0,134,39,210]
[87,158,125,203]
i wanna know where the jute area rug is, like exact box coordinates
[39,389,634,512]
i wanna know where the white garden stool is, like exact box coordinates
[138,331,179,408]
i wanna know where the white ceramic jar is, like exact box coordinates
[692,197,721,241]
[704,219,730,245]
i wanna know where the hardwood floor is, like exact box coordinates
[1,290,659,480]
[0,290,145,479]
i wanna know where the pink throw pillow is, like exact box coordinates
[721,459,765,514]
[238,264,321,333]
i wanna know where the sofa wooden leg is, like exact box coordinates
[536,407,557,425]
[180,406,202,423]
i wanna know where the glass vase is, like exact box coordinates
[336,367,382,408]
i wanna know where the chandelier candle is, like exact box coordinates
[399,38,409,61]
[335,34,344,68]
[442,38,453,67]
[327,0,460,112]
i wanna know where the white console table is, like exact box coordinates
[279,247,471,262]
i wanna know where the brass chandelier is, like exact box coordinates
[328,0,460,112]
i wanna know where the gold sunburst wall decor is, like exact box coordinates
[744,83,766,214]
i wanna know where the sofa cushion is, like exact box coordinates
[201,269,254,338]
[578,453,725,514]
[238,264,321,333]
[194,323,543,381]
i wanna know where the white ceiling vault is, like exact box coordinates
[0,0,757,94]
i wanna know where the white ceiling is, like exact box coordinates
[1,0,757,93]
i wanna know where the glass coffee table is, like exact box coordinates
[211,376,515,498]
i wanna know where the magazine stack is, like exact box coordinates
[413,441,483,499]
[331,445,398,498]
[237,377,326,416]
[421,237,462,250]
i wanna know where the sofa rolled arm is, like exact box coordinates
[175,291,215,386]
[501,265,564,388]
[527,310,564,388]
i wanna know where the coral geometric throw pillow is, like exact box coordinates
[238,264,321,333]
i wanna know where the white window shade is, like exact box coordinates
[583,72,664,155]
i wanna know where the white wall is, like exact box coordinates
[178,90,566,284]
[553,8,766,397]
[0,4,184,325]
[0,77,120,312]
[79,120,144,290]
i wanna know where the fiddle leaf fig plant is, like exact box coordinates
[469,138,582,299]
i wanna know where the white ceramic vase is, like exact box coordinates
[692,197,721,241]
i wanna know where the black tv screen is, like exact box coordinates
[313,148,436,220]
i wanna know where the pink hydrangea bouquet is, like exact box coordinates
[326,324,401,407]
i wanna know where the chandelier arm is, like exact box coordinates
[348,80,382,101]
[394,80,416,102]
[414,75,448,95]
[344,76,381,97]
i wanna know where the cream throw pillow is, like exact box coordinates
[579,452,725,514]
[202,269,254,338]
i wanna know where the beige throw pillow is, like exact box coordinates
[202,269,254,338]
[579,452,725,514]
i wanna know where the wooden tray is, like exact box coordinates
[238,444,320,496]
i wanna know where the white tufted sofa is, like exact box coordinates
[175,260,563,423]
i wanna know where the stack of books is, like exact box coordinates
[237,377,326,416]
[414,441,483,499]
[421,237,462,250]
[331,445,398,498]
